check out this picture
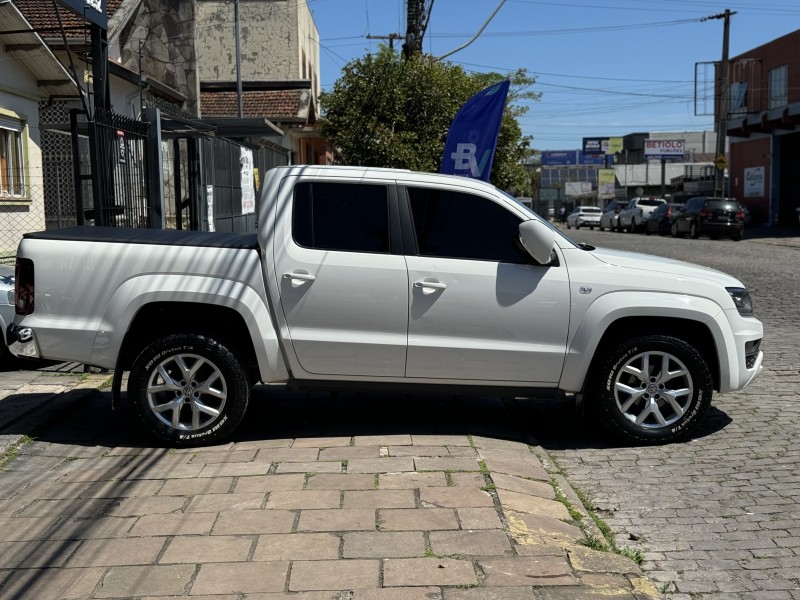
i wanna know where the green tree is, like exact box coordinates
[319,47,539,195]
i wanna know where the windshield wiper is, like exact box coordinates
[578,243,596,251]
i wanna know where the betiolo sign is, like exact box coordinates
[644,139,685,160]
[57,0,107,29]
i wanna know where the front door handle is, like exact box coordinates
[414,278,446,294]
[283,270,316,284]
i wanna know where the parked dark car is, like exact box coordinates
[672,196,745,241]
[644,203,683,236]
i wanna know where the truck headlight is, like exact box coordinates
[726,287,753,316]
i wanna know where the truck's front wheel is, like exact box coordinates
[589,335,712,444]
[128,334,250,447]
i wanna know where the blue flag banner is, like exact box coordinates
[440,79,510,181]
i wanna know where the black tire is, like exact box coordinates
[627,219,636,233]
[670,222,678,238]
[731,232,742,241]
[128,333,250,447]
[689,221,700,239]
[588,335,713,444]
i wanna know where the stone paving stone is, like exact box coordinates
[318,446,381,461]
[52,467,131,484]
[491,473,555,498]
[387,445,450,457]
[160,534,254,563]
[429,529,514,556]
[355,434,412,446]
[414,457,480,472]
[19,481,91,500]
[0,540,81,568]
[479,454,549,481]
[275,461,343,474]
[233,438,293,449]
[67,536,166,567]
[94,564,197,598]
[15,498,112,518]
[289,559,380,591]
[233,474,307,493]
[79,478,164,498]
[346,457,415,473]
[304,473,376,490]
[212,509,296,535]
[188,449,257,463]
[105,495,186,516]
[158,476,233,496]
[353,588,442,600]
[265,490,341,510]
[127,463,204,480]
[379,508,458,531]
[43,516,136,540]
[252,533,340,561]
[449,472,487,487]
[0,516,57,541]
[130,512,217,536]
[297,508,376,532]
[185,492,266,512]
[379,472,447,489]
[383,557,478,587]
[198,462,271,478]
[291,436,351,448]
[506,511,583,545]
[342,490,415,509]
[495,489,570,520]
[342,531,426,558]
[253,448,322,462]
[411,434,472,446]
[478,556,577,587]
[0,566,106,600]
[457,507,504,530]
[446,446,480,458]
[419,487,494,508]
[442,588,535,600]
[567,546,641,574]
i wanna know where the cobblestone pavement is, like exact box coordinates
[526,226,800,600]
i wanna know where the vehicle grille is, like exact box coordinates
[745,339,761,369]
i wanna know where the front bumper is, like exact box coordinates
[7,323,41,358]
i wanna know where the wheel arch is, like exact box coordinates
[587,316,720,393]
[116,302,261,384]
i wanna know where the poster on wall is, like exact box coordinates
[240,148,256,214]
[744,166,765,197]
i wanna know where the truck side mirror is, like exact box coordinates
[518,220,555,265]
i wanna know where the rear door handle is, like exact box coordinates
[414,278,446,293]
[283,270,316,284]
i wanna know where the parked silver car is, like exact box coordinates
[566,206,602,230]
[599,200,625,232]
[0,265,15,360]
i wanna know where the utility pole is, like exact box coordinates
[367,33,403,51]
[403,0,434,59]
[234,0,243,118]
[706,9,736,197]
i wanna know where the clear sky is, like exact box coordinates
[308,0,800,151]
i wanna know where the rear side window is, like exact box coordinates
[706,200,741,210]
[407,187,526,264]
[293,182,390,253]
[639,199,665,207]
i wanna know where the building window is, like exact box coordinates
[0,121,25,198]
[768,65,788,109]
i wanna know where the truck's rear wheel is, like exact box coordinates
[128,334,250,447]
[589,335,712,444]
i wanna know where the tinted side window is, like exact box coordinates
[293,182,390,253]
[407,187,526,264]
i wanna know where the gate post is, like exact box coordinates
[142,107,165,228]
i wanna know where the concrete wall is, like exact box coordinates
[196,0,319,90]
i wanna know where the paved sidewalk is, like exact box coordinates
[0,368,661,599]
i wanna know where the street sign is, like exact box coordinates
[714,154,728,171]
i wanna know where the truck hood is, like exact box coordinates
[589,246,742,287]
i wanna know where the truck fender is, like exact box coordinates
[90,273,288,383]
[559,291,728,392]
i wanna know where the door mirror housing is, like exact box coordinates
[518,219,556,265]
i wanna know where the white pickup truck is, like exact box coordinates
[8,165,763,446]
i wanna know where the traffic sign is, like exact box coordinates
[714,155,728,170]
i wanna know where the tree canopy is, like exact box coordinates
[319,47,539,195]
